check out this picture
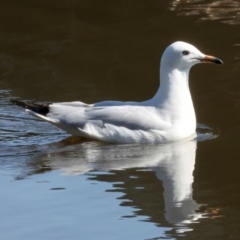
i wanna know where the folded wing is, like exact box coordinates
[29,102,171,143]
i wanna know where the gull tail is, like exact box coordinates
[10,98,88,137]
[10,99,50,116]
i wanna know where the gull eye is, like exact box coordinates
[182,50,189,56]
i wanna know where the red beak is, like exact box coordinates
[200,55,223,64]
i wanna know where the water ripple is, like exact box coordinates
[169,0,240,25]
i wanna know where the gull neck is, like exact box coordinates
[151,64,192,106]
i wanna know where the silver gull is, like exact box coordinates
[11,41,223,143]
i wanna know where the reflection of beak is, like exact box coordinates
[200,55,223,64]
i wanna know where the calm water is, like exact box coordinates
[1,1,240,239]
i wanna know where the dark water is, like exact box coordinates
[1,0,240,239]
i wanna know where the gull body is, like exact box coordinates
[15,41,223,143]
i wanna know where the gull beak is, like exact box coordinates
[200,55,223,64]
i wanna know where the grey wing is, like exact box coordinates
[47,103,171,131]
[84,106,171,131]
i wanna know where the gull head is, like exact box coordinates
[161,41,223,70]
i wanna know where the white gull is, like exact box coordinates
[13,41,223,143]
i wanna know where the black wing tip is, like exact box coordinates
[10,98,50,116]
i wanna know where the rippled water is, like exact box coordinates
[169,0,240,24]
[1,1,240,240]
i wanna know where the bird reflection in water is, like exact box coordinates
[34,134,219,235]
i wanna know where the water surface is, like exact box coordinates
[1,1,240,239]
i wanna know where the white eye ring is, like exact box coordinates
[182,50,189,55]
